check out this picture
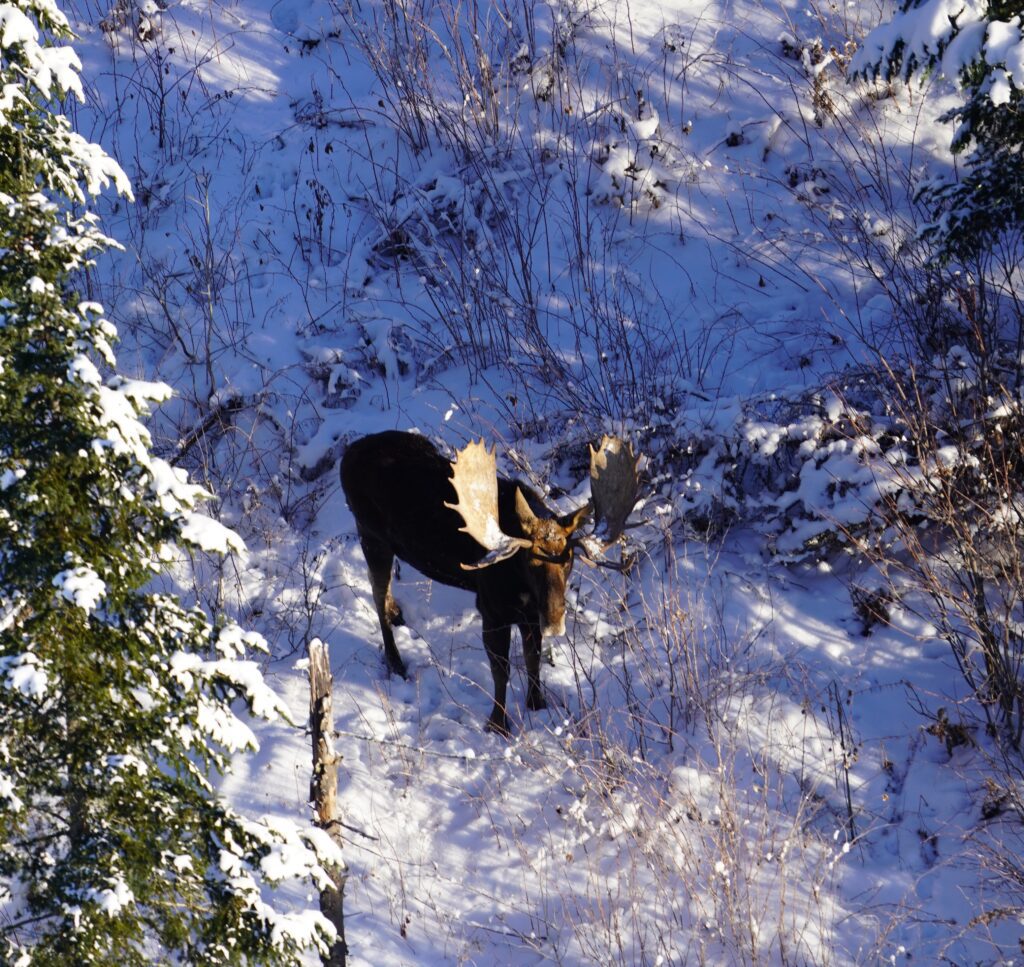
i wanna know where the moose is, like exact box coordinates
[340,430,640,734]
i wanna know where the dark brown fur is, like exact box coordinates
[341,431,585,734]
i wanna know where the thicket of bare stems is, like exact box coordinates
[798,48,1024,743]
[779,26,1024,943]
[544,543,854,965]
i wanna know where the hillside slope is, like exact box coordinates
[67,0,1022,961]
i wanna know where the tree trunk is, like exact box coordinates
[308,637,348,966]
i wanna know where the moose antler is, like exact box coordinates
[446,439,531,569]
[588,435,641,544]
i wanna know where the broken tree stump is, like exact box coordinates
[308,637,348,966]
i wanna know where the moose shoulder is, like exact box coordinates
[340,430,639,734]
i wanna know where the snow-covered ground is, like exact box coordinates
[67,0,1021,961]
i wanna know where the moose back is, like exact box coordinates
[341,430,638,734]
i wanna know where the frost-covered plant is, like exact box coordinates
[853,0,1024,257]
[660,324,1024,743]
[702,341,1024,744]
[0,3,339,962]
[648,386,899,557]
[860,343,1024,747]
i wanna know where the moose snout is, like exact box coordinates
[541,614,566,638]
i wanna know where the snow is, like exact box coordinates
[179,512,247,556]
[852,0,986,79]
[104,753,148,777]
[192,694,259,752]
[214,813,342,949]
[67,352,101,386]
[146,458,209,514]
[941,19,988,76]
[0,6,41,49]
[0,466,24,489]
[26,0,1022,960]
[0,652,48,698]
[81,878,135,917]
[214,622,269,660]
[52,564,106,612]
[0,772,22,810]
[168,648,290,748]
[854,0,1024,120]
[985,18,1024,75]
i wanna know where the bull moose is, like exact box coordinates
[340,430,640,734]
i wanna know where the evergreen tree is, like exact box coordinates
[0,3,339,962]
[853,1,1024,257]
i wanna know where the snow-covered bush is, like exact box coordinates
[853,0,1024,257]
[859,342,1024,746]
[667,337,1024,746]
[634,384,895,557]
[836,3,1024,744]
[0,4,339,961]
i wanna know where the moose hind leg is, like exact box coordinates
[482,624,513,736]
[521,623,548,712]
[360,537,407,678]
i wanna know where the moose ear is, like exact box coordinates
[558,504,590,533]
[514,487,539,530]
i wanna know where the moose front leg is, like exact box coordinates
[359,535,407,679]
[520,623,548,712]
[482,622,513,736]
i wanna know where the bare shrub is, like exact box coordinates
[325,0,728,416]
[540,564,853,965]
[730,11,1024,752]
[855,334,1024,748]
